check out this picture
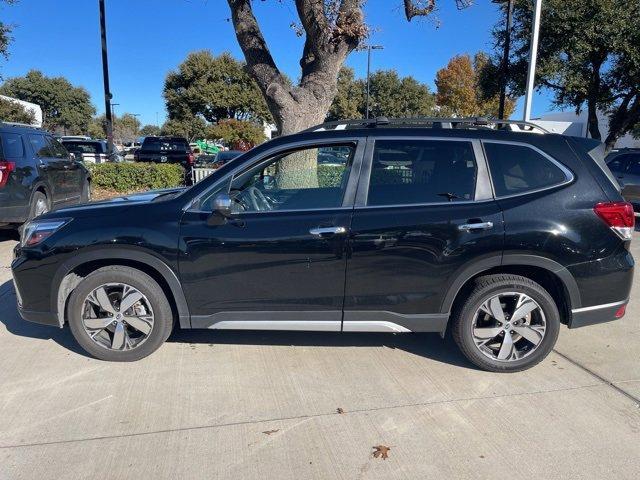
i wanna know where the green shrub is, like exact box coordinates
[317,164,345,188]
[87,163,186,192]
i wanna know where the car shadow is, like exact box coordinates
[0,279,475,369]
[0,229,20,242]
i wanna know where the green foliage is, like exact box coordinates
[0,70,95,133]
[317,164,344,188]
[161,116,207,141]
[86,113,141,142]
[0,0,17,75]
[164,51,271,124]
[0,96,35,123]
[327,67,436,120]
[140,124,161,137]
[207,119,265,149]
[87,163,185,192]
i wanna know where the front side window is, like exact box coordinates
[366,139,477,206]
[28,134,53,158]
[607,155,628,174]
[203,144,355,213]
[47,137,69,158]
[484,142,569,197]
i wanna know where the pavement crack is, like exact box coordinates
[553,349,640,405]
[0,382,603,450]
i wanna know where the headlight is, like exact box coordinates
[21,219,71,247]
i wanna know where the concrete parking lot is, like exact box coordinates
[0,230,639,479]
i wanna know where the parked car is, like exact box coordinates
[61,139,123,164]
[0,122,91,229]
[606,148,640,210]
[12,118,634,372]
[134,136,195,168]
[213,150,243,166]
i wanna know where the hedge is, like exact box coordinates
[317,164,345,188]
[87,163,186,192]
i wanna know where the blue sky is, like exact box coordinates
[1,0,554,126]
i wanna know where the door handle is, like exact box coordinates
[458,221,494,232]
[309,226,348,237]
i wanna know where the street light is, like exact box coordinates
[365,44,384,119]
[523,0,542,121]
[110,102,119,119]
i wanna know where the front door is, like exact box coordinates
[27,133,66,205]
[47,136,82,202]
[179,140,364,330]
[344,137,504,333]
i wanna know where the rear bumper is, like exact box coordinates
[569,300,628,328]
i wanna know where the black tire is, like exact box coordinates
[452,274,560,373]
[19,190,50,238]
[67,266,173,361]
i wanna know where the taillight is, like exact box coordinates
[594,201,635,240]
[187,152,195,166]
[0,161,15,188]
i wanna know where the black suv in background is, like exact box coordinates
[12,118,634,372]
[0,122,90,229]
[606,148,640,210]
[134,136,194,168]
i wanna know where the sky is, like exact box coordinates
[0,0,554,127]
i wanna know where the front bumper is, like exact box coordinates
[17,305,59,327]
[569,300,628,328]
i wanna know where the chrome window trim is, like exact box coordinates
[354,136,488,208]
[481,139,575,200]
[184,137,366,214]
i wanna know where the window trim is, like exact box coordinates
[354,136,491,209]
[481,140,575,200]
[186,137,367,214]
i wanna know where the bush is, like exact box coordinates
[317,164,345,188]
[87,163,186,192]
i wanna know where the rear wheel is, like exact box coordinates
[29,190,50,219]
[67,266,173,361]
[452,274,560,372]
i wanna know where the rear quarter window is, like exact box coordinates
[484,142,570,197]
[0,132,25,159]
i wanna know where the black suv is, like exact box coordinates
[0,122,91,229]
[134,136,194,168]
[11,118,634,372]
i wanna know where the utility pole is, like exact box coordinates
[365,45,384,119]
[523,0,542,121]
[494,0,514,120]
[98,0,114,153]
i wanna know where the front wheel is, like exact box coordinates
[452,274,560,372]
[67,266,173,361]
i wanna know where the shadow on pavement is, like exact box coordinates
[0,229,20,242]
[0,279,475,370]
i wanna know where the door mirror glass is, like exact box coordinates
[213,192,233,217]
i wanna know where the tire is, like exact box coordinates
[67,266,173,361]
[28,190,50,220]
[452,274,560,373]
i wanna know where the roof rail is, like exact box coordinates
[303,117,549,134]
[0,121,41,130]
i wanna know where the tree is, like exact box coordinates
[435,53,516,118]
[0,96,35,124]
[207,119,266,149]
[326,67,363,120]
[140,124,161,137]
[164,51,271,124]
[225,0,465,134]
[0,0,17,76]
[113,113,140,143]
[0,70,95,133]
[161,116,207,141]
[495,0,640,151]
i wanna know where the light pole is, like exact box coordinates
[493,0,515,120]
[110,102,119,119]
[365,45,384,119]
[98,0,114,153]
[523,0,542,121]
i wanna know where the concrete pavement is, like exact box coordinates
[0,230,639,479]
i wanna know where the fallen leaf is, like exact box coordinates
[336,408,345,414]
[262,429,279,435]
[372,445,391,460]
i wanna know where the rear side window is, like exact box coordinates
[366,139,477,206]
[28,134,53,158]
[484,142,569,197]
[0,133,25,159]
[142,138,188,152]
[626,155,640,176]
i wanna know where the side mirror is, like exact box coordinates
[207,193,233,226]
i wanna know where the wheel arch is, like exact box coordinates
[52,248,190,329]
[443,254,581,325]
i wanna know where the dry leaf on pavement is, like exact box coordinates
[372,445,391,460]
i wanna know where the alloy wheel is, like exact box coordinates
[81,283,154,351]
[471,292,546,362]
[34,198,49,217]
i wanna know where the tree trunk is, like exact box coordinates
[604,93,640,154]
[586,97,601,141]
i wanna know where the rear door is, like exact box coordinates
[344,136,504,333]
[27,133,66,205]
